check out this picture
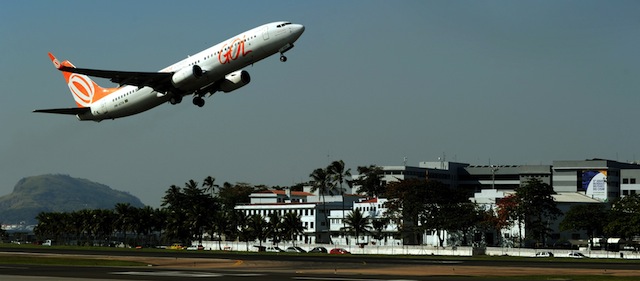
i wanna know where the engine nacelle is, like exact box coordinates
[171,65,203,89]
[219,70,251,93]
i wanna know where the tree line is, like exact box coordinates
[33,178,306,248]
[32,161,357,247]
[32,161,640,249]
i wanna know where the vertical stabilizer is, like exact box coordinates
[48,52,118,107]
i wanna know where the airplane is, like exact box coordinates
[35,21,305,121]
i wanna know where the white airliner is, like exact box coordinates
[35,21,305,121]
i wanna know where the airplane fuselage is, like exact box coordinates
[51,21,304,121]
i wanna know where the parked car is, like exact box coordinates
[169,243,185,250]
[329,248,350,255]
[534,251,554,257]
[567,252,587,258]
[186,245,204,250]
[265,246,284,252]
[309,246,328,253]
[285,246,307,253]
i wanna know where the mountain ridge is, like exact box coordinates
[0,174,145,224]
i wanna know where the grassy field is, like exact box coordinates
[465,277,640,281]
[0,254,146,266]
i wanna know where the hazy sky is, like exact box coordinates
[1,1,639,207]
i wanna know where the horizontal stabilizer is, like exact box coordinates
[33,107,91,115]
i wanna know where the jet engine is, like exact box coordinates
[219,70,251,93]
[171,65,203,89]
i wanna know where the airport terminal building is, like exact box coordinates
[235,158,640,247]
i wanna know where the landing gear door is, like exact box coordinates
[262,26,269,40]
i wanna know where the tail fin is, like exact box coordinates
[48,52,118,107]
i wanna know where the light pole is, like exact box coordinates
[491,165,499,189]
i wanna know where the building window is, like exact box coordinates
[624,190,629,195]
[624,178,629,184]
[632,178,637,184]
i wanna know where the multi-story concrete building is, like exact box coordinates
[234,187,361,244]
[235,158,640,248]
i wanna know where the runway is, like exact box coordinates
[1,246,639,280]
[0,264,440,281]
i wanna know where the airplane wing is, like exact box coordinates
[33,107,91,115]
[59,66,174,92]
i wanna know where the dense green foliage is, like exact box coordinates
[24,163,640,249]
[33,177,306,247]
[384,178,480,246]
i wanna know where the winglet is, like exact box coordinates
[48,52,61,69]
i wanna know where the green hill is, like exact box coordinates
[0,174,144,224]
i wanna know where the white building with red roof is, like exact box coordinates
[234,186,362,244]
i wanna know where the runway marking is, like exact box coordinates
[0,266,28,269]
[112,271,223,277]
[112,271,266,278]
[293,277,418,281]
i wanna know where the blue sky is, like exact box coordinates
[1,1,639,207]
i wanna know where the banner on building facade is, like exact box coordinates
[582,170,607,201]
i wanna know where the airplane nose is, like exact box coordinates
[292,24,305,37]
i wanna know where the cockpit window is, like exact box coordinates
[277,22,292,28]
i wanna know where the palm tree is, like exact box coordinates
[248,214,269,247]
[342,209,371,245]
[281,212,305,246]
[267,212,282,246]
[235,211,254,251]
[309,167,331,243]
[114,203,135,246]
[91,209,115,245]
[35,211,57,241]
[184,180,204,243]
[162,185,190,244]
[328,160,351,195]
[202,176,219,197]
[328,160,351,232]
[135,206,156,246]
[210,211,232,250]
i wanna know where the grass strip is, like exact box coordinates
[0,255,147,267]
[467,275,640,281]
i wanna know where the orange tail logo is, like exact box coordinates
[48,52,118,108]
